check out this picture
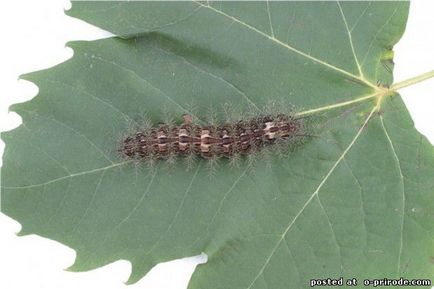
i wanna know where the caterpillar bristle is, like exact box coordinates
[139,116,153,131]
[222,102,237,123]
[184,151,198,171]
[207,155,219,178]
[229,152,241,168]
[205,104,218,128]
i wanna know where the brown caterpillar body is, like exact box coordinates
[119,113,307,161]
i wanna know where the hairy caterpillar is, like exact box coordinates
[119,111,310,164]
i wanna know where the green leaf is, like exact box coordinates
[2,2,434,288]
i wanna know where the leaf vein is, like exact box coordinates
[143,164,201,257]
[69,170,106,235]
[114,170,157,229]
[337,1,364,78]
[380,115,406,275]
[1,161,131,190]
[91,55,204,122]
[342,158,368,249]
[316,194,343,271]
[360,6,400,67]
[205,165,250,235]
[22,123,72,175]
[44,78,137,125]
[22,109,115,165]
[150,42,260,111]
[266,0,275,38]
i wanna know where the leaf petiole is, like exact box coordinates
[390,69,434,91]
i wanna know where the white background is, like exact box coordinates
[0,1,433,289]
